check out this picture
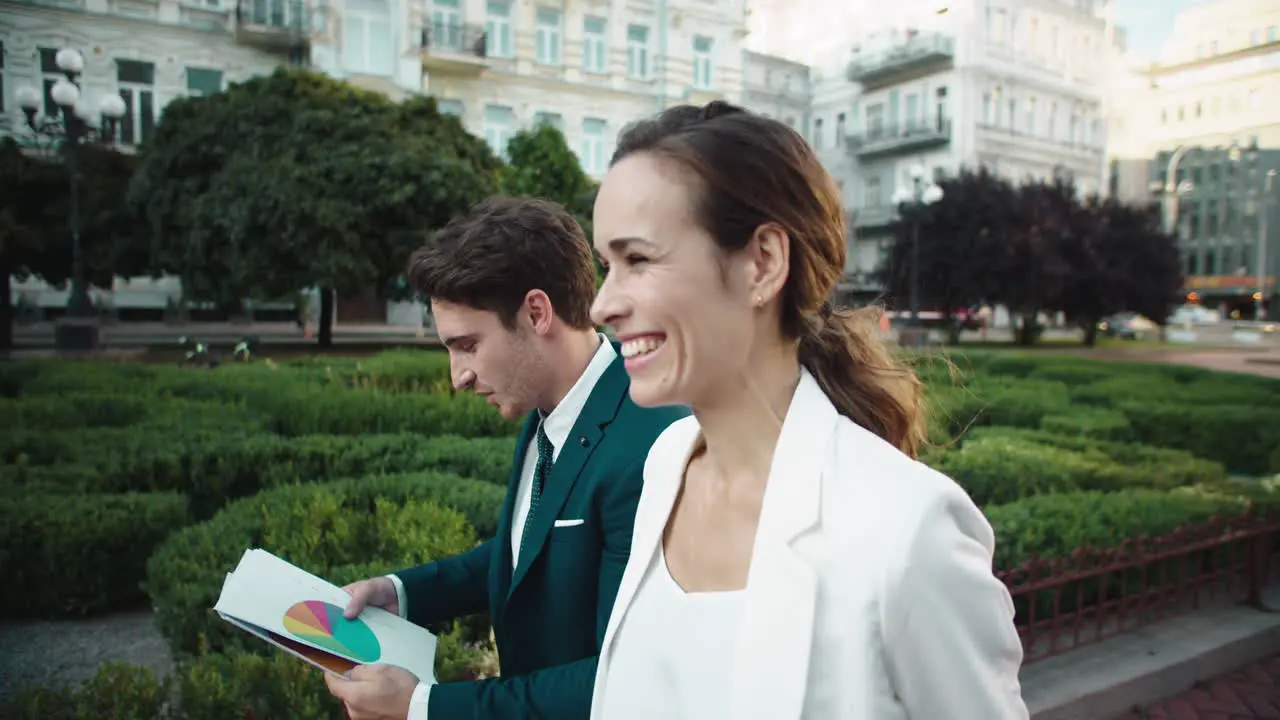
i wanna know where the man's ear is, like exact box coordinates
[525,289,555,335]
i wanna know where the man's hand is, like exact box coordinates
[342,577,399,619]
[324,664,419,720]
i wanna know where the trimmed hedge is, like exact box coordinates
[6,347,1280,714]
[0,489,190,617]
[3,431,516,518]
[145,472,506,658]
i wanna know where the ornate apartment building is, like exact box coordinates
[748,0,1111,303]
[0,0,749,318]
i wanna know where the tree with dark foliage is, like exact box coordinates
[875,167,1018,344]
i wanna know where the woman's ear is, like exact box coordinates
[744,222,791,306]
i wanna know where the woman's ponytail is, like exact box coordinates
[797,303,927,458]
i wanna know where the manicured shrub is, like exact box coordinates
[1038,407,1133,441]
[1118,401,1280,475]
[1,490,190,618]
[2,431,515,519]
[964,426,1229,489]
[985,487,1258,571]
[0,662,170,720]
[146,473,503,657]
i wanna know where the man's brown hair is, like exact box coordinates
[406,195,598,329]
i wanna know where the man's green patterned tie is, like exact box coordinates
[519,422,554,563]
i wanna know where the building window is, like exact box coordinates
[436,98,463,116]
[835,112,845,146]
[580,117,606,174]
[866,103,884,138]
[582,16,607,73]
[486,1,513,58]
[430,0,463,51]
[1269,26,1278,42]
[535,8,562,65]
[905,92,919,129]
[1025,96,1037,133]
[533,111,562,130]
[116,59,156,146]
[1252,29,1262,45]
[39,47,63,117]
[987,6,1007,46]
[343,0,394,75]
[864,176,881,207]
[982,93,992,124]
[626,24,650,79]
[185,67,223,97]
[1048,101,1057,138]
[0,42,6,114]
[692,35,712,89]
[483,104,515,159]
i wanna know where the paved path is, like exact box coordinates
[1116,654,1280,719]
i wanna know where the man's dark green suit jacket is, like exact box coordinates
[394,351,689,719]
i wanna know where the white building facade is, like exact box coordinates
[2,0,747,319]
[790,0,1112,299]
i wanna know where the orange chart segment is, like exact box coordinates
[283,600,332,636]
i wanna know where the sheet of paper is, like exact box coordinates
[213,548,437,682]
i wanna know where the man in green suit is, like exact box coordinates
[326,196,687,720]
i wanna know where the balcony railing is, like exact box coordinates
[846,32,954,89]
[850,204,897,228]
[235,0,310,47]
[848,119,952,159]
[999,508,1280,664]
[419,20,490,74]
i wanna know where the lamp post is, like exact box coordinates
[891,163,944,348]
[13,48,127,352]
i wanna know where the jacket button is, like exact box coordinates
[579,437,589,447]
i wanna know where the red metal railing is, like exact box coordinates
[998,507,1280,663]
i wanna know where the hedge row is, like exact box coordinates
[3,431,515,519]
[3,638,495,720]
[145,472,507,657]
[930,426,1230,507]
[931,353,1280,475]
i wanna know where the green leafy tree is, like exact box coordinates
[499,123,591,210]
[876,167,1017,344]
[129,67,499,345]
[0,138,142,350]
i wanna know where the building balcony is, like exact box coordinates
[846,33,954,90]
[849,119,952,160]
[420,21,490,75]
[235,0,311,50]
[849,204,897,228]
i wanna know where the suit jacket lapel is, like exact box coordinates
[507,357,630,598]
[730,370,835,720]
[490,412,538,626]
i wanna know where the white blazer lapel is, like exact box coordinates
[596,424,694,685]
[729,370,837,720]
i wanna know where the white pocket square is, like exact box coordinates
[553,518,585,528]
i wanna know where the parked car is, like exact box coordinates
[1169,304,1221,325]
[1098,312,1158,340]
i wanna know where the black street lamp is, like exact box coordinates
[13,48,127,352]
[891,164,944,348]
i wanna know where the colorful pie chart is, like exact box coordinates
[282,600,382,663]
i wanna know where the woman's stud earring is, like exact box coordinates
[754,295,763,307]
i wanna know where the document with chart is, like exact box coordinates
[213,548,437,681]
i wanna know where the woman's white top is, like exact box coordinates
[594,545,744,720]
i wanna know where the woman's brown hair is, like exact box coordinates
[611,101,927,457]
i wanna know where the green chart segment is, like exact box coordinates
[282,600,382,663]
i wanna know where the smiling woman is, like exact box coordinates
[588,102,1029,720]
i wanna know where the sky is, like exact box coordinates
[1114,0,1205,58]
